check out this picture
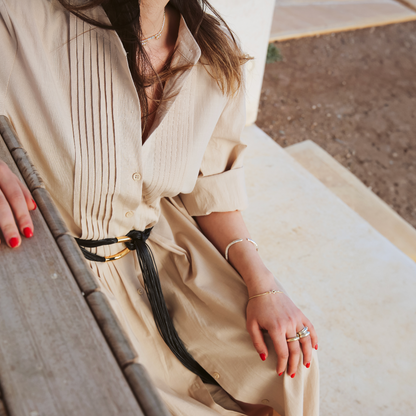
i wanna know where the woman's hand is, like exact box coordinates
[246,284,318,377]
[0,160,36,248]
[195,210,318,377]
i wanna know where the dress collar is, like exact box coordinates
[142,15,202,140]
[173,14,202,66]
[74,7,202,140]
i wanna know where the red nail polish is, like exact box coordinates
[306,362,310,369]
[9,237,19,248]
[23,227,33,238]
[32,199,37,210]
[278,372,283,376]
[291,373,296,378]
[260,353,266,361]
[315,344,318,350]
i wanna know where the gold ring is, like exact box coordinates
[297,326,308,337]
[286,335,300,343]
[299,331,311,339]
[105,247,131,262]
[104,235,133,262]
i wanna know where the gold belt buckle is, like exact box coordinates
[104,236,133,262]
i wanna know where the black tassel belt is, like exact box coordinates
[75,229,218,385]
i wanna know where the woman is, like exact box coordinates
[0,0,319,414]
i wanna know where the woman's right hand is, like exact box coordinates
[0,160,36,248]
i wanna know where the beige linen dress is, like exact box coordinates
[0,1,319,415]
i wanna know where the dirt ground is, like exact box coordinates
[257,20,416,229]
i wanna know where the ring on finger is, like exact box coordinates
[298,331,311,339]
[286,335,300,343]
[297,326,308,337]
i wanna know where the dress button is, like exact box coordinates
[137,288,143,295]
[132,172,142,181]
[212,372,220,380]
[261,399,269,405]
[125,211,134,218]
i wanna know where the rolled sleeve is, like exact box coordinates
[180,67,248,216]
[180,167,248,216]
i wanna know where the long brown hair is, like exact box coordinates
[57,0,249,130]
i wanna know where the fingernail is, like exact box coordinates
[260,353,266,361]
[291,373,296,378]
[278,372,283,376]
[32,199,37,210]
[315,344,318,350]
[23,227,33,238]
[9,237,19,248]
[306,362,311,369]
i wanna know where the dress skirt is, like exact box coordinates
[89,196,319,416]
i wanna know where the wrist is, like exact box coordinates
[228,245,271,286]
[244,271,281,297]
[224,236,285,296]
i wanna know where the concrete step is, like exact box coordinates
[285,140,416,262]
[242,125,416,416]
[270,0,416,42]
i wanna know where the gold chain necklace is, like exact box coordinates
[141,11,166,46]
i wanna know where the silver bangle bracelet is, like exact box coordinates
[225,238,259,261]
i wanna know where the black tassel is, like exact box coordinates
[76,229,218,385]
[75,237,119,262]
[125,230,218,385]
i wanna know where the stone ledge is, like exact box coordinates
[270,0,416,42]
[285,140,416,262]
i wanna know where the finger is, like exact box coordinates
[269,328,289,376]
[297,323,312,368]
[305,319,318,351]
[286,331,301,378]
[6,178,34,237]
[0,179,34,243]
[0,189,21,247]
[17,180,36,210]
[247,320,268,361]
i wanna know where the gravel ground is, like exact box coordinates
[257,20,416,228]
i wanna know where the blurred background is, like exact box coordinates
[258,0,416,229]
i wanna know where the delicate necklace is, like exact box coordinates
[141,11,166,46]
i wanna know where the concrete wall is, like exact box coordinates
[208,0,275,125]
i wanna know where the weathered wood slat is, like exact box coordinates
[9,148,44,191]
[0,124,144,415]
[32,187,69,239]
[0,116,21,152]
[56,234,100,295]
[125,363,171,416]
[0,117,44,191]
[86,291,138,368]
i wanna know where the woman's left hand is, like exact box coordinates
[246,284,318,377]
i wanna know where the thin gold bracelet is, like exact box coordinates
[248,289,284,301]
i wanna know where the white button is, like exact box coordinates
[137,288,143,295]
[261,399,269,405]
[132,172,141,181]
[212,372,220,380]
[125,211,134,218]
